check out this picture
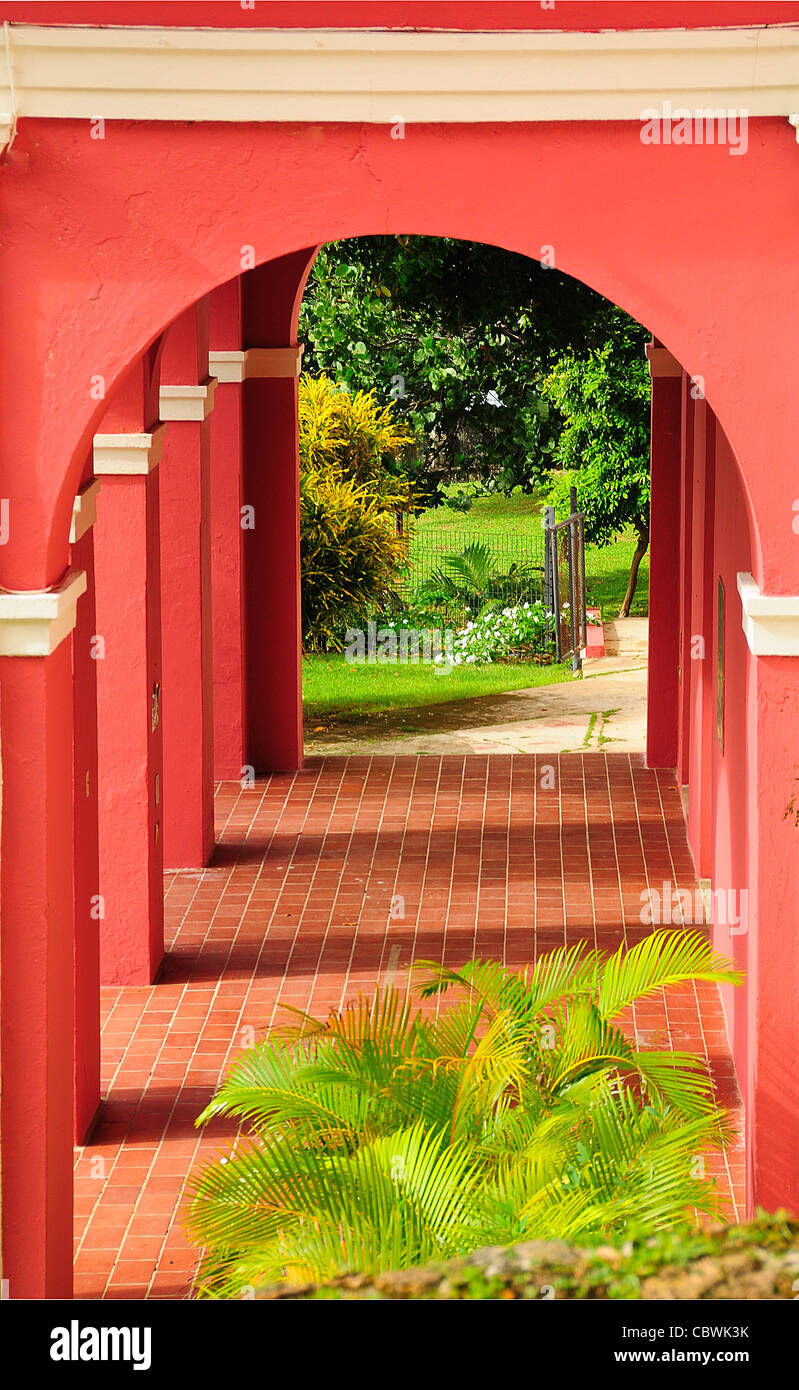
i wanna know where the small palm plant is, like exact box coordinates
[420,542,542,614]
[186,930,741,1297]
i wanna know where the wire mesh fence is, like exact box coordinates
[393,522,548,627]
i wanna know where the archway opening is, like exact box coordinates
[71,231,755,1297]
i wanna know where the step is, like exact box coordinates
[602,617,649,657]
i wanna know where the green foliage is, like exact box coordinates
[187,930,741,1296]
[299,371,415,500]
[418,541,543,615]
[542,322,651,614]
[298,374,415,651]
[450,600,557,664]
[543,327,651,543]
[299,236,628,497]
[256,1212,799,1300]
[300,470,408,653]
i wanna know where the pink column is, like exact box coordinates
[241,250,316,772]
[93,357,166,985]
[71,478,102,1142]
[209,278,247,779]
[686,400,716,877]
[0,571,86,1298]
[645,342,682,769]
[743,653,799,1214]
[677,374,696,788]
[159,299,216,868]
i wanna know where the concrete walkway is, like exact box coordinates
[305,655,648,758]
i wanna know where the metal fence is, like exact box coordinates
[394,521,547,626]
[392,499,587,669]
[543,497,588,673]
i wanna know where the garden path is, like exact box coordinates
[74,752,743,1299]
[304,656,648,756]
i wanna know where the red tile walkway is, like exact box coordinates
[73,753,744,1299]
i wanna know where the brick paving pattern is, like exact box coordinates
[73,753,744,1299]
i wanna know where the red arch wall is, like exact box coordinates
[2,116,798,594]
[6,2,799,29]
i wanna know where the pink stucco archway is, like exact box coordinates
[2,15,799,1298]
[3,117,798,592]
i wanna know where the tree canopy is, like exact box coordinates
[542,326,651,614]
[299,234,653,612]
[299,235,638,501]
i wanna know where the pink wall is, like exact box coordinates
[3,117,799,596]
[676,389,799,1215]
[3,0,799,1298]
[6,2,799,30]
[209,279,248,779]
[704,421,757,1206]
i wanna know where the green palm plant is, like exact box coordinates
[186,930,741,1297]
[420,541,542,613]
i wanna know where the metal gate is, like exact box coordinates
[544,488,588,673]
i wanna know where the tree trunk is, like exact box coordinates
[618,523,649,618]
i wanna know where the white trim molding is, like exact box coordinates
[159,378,217,422]
[93,424,166,477]
[70,479,101,544]
[209,346,304,382]
[1,24,798,129]
[646,344,682,378]
[0,569,87,656]
[737,572,799,656]
[209,351,249,385]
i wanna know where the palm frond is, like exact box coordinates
[598,928,742,1017]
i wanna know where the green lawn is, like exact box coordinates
[302,493,647,724]
[303,653,571,726]
[583,528,649,619]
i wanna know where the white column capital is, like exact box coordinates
[159,377,217,421]
[0,570,87,656]
[70,479,102,544]
[209,344,304,383]
[645,343,681,378]
[208,350,247,384]
[738,572,799,655]
[93,422,167,476]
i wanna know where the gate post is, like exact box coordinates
[543,505,555,615]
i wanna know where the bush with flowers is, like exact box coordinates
[450,599,559,666]
[354,598,563,668]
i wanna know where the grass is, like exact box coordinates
[303,653,572,727]
[583,528,649,619]
[302,492,648,725]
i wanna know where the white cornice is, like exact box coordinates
[209,351,249,385]
[646,344,682,378]
[70,479,101,544]
[159,378,217,421]
[93,424,166,477]
[209,346,304,382]
[1,25,798,129]
[737,572,799,656]
[0,570,87,656]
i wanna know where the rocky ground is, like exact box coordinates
[255,1216,799,1300]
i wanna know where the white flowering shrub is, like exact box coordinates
[451,600,559,666]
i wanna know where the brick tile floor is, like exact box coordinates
[73,753,745,1300]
